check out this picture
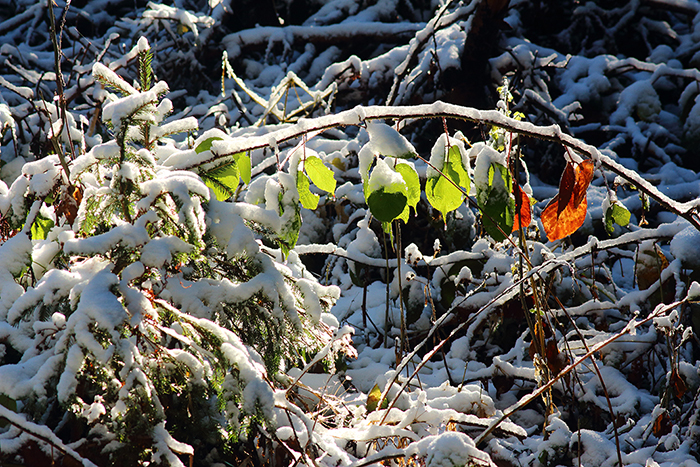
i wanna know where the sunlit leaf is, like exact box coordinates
[604,201,631,234]
[447,145,470,192]
[297,171,319,209]
[557,163,575,216]
[394,163,420,212]
[202,161,239,201]
[541,160,595,241]
[195,136,222,154]
[234,152,251,185]
[366,384,387,413]
[572,160,595,206]
[31,213,54,240]
[305,156,336,195]
[426,146,470,223]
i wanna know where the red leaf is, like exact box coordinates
[512,184,532,232]
[557,163,575,216]
[542,160,595,241]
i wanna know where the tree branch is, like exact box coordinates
[206,101,700,232]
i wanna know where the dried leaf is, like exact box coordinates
[636,243,669,290]
[541,160,595,241]
[56,185,82,225]
[557,162,575,216]
[572,160,595,206]
[512,184,532,232]
[545,339,568,376]
[653,411,672,436]
[670,369,687,398]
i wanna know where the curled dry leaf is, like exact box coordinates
[56,184,83,225]
[541,160,595,241]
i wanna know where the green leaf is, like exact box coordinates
[611,202,631,226]
[305,156,336,195]
[195,136,223,154]
[202,161,239,201]
[477,163,514,241]
[605,201,631,234]
[396,204,410,224]
[0,394,16,428]
[426,174,463,223]
[368,190,407,223]
[447,145,470,192]
[234,152,251,185]
[31,213,54,240]
[394,163,420,211]
[426,145,470,223]
[481,192,515,241]
[297,171,319,210]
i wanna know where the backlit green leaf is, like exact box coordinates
[426,145,470,223]
[234,152,251,185]
[605,201,631,234]
[202,161,239,201]
[447,145,470,192]
[31,213,54,240]
[297,171,320,209]
[305,156,336,195]
[395,163,420,212]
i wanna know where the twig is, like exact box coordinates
[473,299,686,447]
[47,0,73,179]
[0,404,98,467]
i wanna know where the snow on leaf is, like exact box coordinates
[366,121,416,159]
[194,136,222,154]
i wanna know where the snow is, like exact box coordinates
[5,2,700,466]
[102,90,159,134]
[367,157,406,193]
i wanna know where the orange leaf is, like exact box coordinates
[512,184,532,232]
[653,411,672,436]
[572,160,595,206]
[557,163,575,216]
[541,160,595,241]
